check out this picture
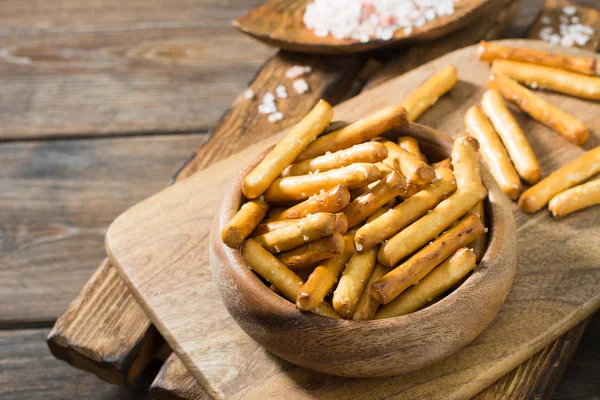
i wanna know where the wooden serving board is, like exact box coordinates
[106,40,600,399]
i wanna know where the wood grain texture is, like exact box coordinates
[235,0,505,54]
[107,41,600,399]
[0,134,206,324]
[151,354,210,400]
[0,0,273,140]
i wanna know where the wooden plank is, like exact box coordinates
[0,133,207,324]
[0,0,272,140]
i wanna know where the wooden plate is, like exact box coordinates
[106,40,600,399]
[234,0,504,54]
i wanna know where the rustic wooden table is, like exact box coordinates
[1,0,598,399]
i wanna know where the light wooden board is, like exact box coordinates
[106,39,600,399]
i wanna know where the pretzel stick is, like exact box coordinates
[465,105,522,199]
[342,171,408,228]
[242,100,333,198]
[241,239,340,318]
[254,212,344,253]
[351,263,388,320]
[297,105,408,161]
[549,179,600,218]
[519,146,600,212]
[380,139,435,185]
[296,234,356,311]
[264,163,381,202]
[276,233,345,270]
[375,248,476,319]
[401,64,458,122]
[431,158,452,169]
[491,59,600,101]
[222,199,269,249]
[333,246,378,318]
[253,219,299,235]
[354,168,456,250]
[371,213,485,304]
[481,89,541,184]
[282,142,388,177]
[275,184,350,220]
[477,40,597,75]
[378,182,487,267]
[488,73,589,145]
[398,136,428,163]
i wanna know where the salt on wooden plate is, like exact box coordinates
[538,5,595,47]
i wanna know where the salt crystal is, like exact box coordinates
[267,112,284,123]
[293,79,310,94]
[304,65,312,74]
[258,103,276,114]
[541,16,551,25]
[244,89,255,100]
[560,35,575,47]
[263,92,275,104]
[549,33,561,45]
[275,85,288,99]
[563,6,576,16]
[571,16,579,23]
[285,65,306,79]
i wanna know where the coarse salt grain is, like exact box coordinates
[267,112,284,123]
[244,89,254,100]
[537,7,595,48]
[275,85,288,98]
[293,78,310,94]
[285,65,311,79]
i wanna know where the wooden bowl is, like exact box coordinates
[210,123,517,377]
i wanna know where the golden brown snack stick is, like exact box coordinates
[488,73,589,145]
[333,246,378,318]
[491,60,600,101]
[380,139,435,185]
[253,219,299,236]
[371,213,485,304]
[222,199,269,249]
[375,248,476,319]
[276,233,345,270]
[375,162,395,175]
[352,263,388,320]
[241,239,340,318]
[354,168,456,250]
[296,234,355,311]
[431,158,452,169]
[275,184,350,221]
[398,136,428,163]
[264,163,381,202]
[519,146,600,212]
[401,64,458,122]
[242,100,333,198]
[477,40,597,76]
[297,105,408,161]
[342,171,408,228]
[549,179,600,218]
[254,212,342,253]
[481,89,541,184]
[378,182,487,267]
[282,142,388,177]
[465,105,522,199]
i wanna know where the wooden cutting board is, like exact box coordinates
[106,40,600,399]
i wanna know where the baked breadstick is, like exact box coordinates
[432,158,452,169]
[481,89,541,184]
[222,199,269,248]
[254,212,343,253]
[264,163,381,202]
[465,105,522,199]
[371,213,485,304]
[450,135,486,260]
[355,168,456,250]
[375,162,395,175]
[282,142,387,177]
[276,233,345,270]
[343,171,408,228]
[492,60,600,101]
[242,100,333,198]
[375,248,476,319]
[333,246,378,318]
[380,139,435,185]
[488,73,589,145]
[549,179,600,218]
[351,263,388,320]
[477,40,597,75]
[297,105,408,161]
[275,184,350,220]
[402,64,458,122]
[398,136,428,163]
[378,182,487,267]
[519,146,600,212]
[241,239,340,318]
[296,234,356,311]
[253,219,299,236]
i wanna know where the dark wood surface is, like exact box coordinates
[1,0,599,398]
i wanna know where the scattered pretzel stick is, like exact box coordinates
[222,199,269,249]
[242,100,333,198]
[488,73,589,145]
[519,146,600,212]
[352,263,388,320]
[401,64,458,122]
[275,184,350,221]
[371,213,485,304]
[276,233,345,270]
[477,40,597,76]
[549,179,600,218]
